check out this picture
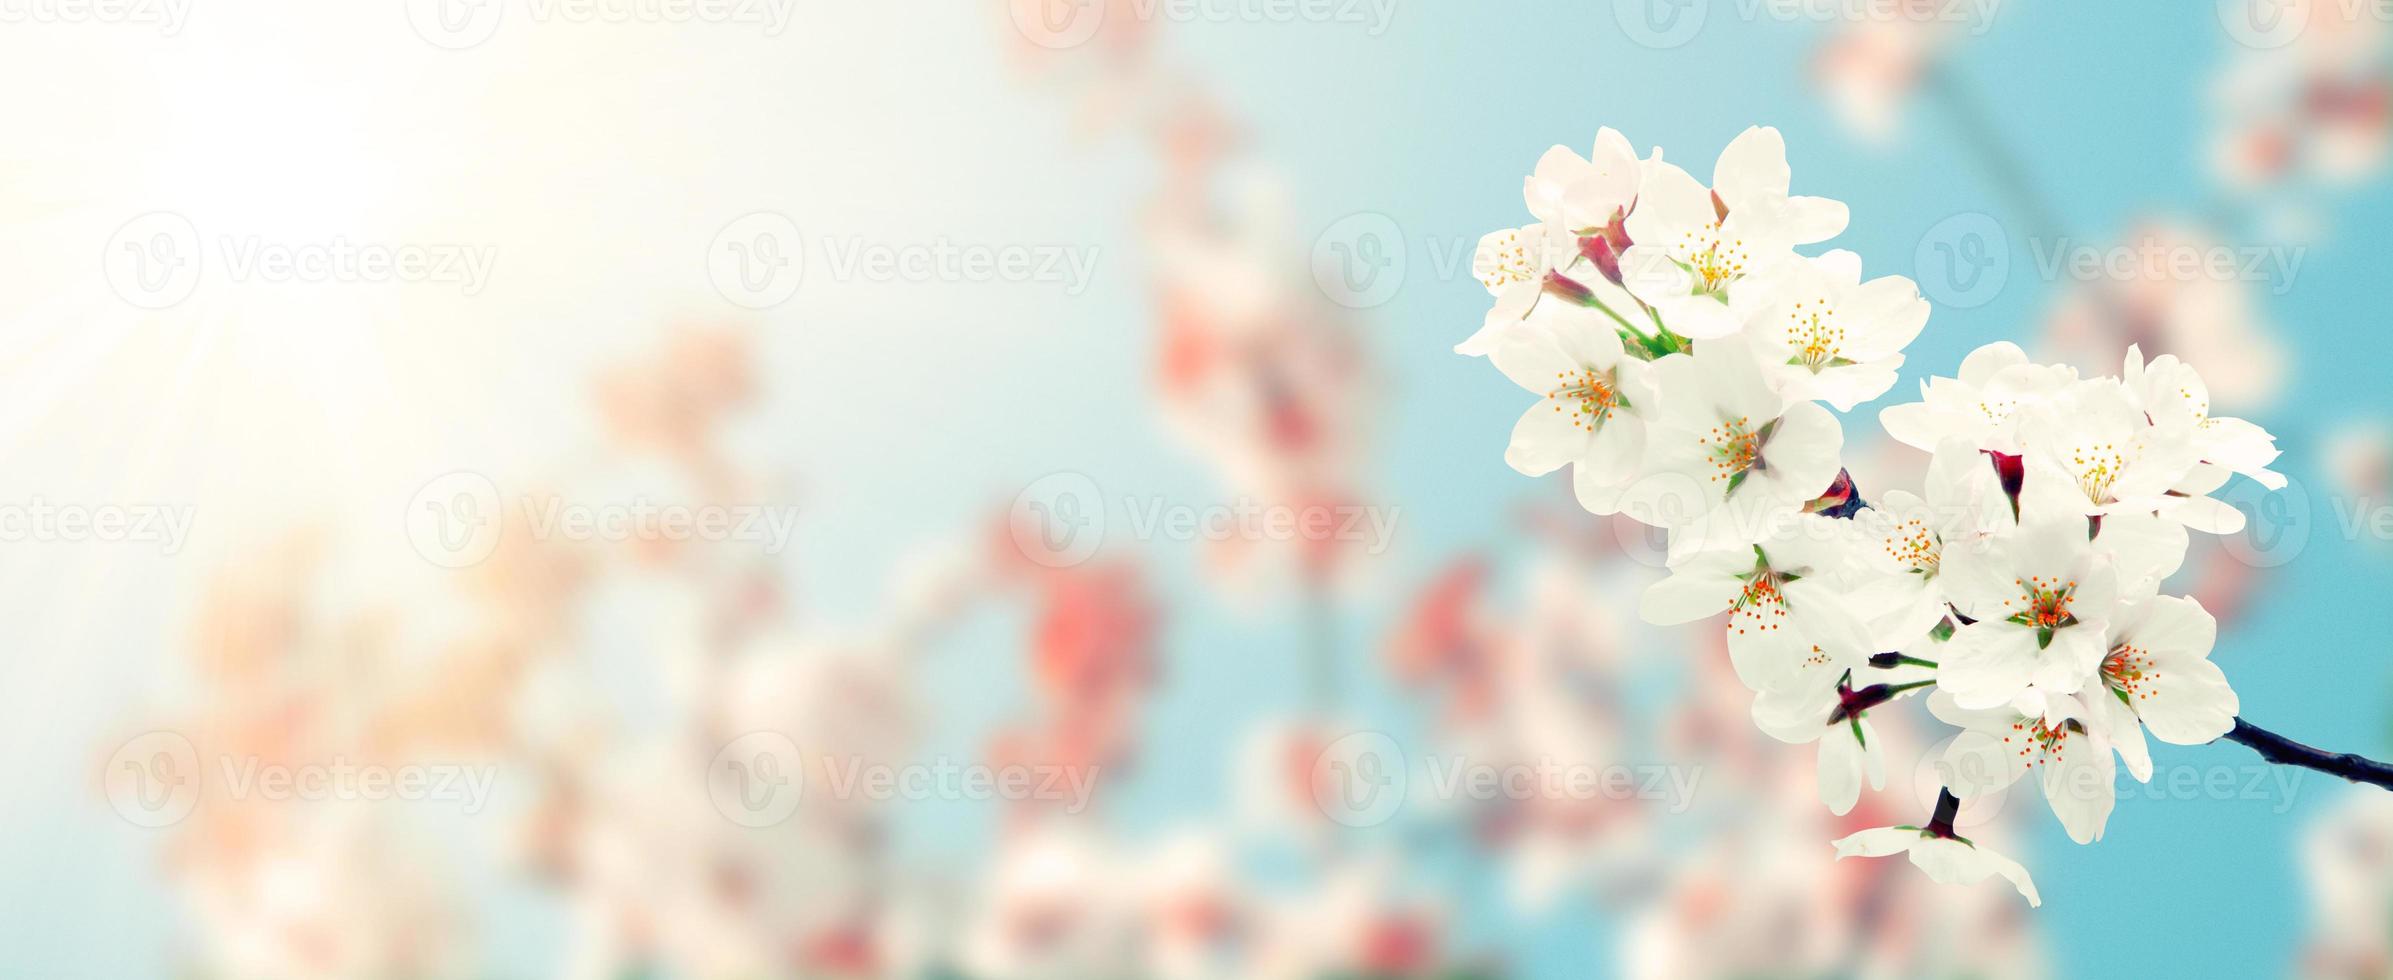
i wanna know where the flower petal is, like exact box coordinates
[1831,826,1922,859]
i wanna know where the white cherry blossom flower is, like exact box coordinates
[2080,594,2239,782]
[1707,125,1850,245]
[1458,129,1653,357]
[1929,689,2119,844]
[1456,221,1582,356]
[1524,128,1644,233]
[1614,336,1844,551]
[2083,511,2186,602]
[1458,229,1650,359]
[1486,300,1658,490]
[1753,660,1931,814]
[2121,344,2288,492]
[1639,514,1875,691]
[1746,250,1930,411]
[1937,517,2120,710]
[1470,222,1575,301]
[1879,341,2079,453]
[1848,437,2006,649]
[2015,378,2201,525]
[1831,824,2041,907]
[1617,127,1847,340]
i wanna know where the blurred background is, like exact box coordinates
[4,0,2393,976]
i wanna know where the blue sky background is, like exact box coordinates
[1138,2,2393,975]
[8,3,2393,978]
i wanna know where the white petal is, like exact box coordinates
[1981,847,2043,907]
[1819,728,1867,815]
[1503,402,1594,477]
[1638,549,1749,624]
[1940,726,2029,799]
[1910,838,2041,906]
[1543,302,1629,368]
[2040,725,2117,843]
[1488,331,1578,394]
[2089,687,2153,782]
[1877,401,1938,451]
[1726,611,1813,691]
[2162,493,2247,534]
[1752,667,1840,743]
[1958,341,2031,385]
[1779,195,1850,244]
[2136,657,2239,744]
[1455,281,1541,355]
[1580,413,1646,485]
[2093,511,2189,596]
[1712,125,1791,207]
[1831,826,1922,859]
[1653,292,1745,340]
[1906,837,1991,885]
[1940,624,2042,710]
[1751,400,1846,506]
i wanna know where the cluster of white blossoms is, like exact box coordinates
[1459,126,2287,907]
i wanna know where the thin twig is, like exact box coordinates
[2218,718,2393,790]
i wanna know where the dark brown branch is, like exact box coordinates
[2218,718,2393,790]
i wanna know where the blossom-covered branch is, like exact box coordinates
[1458,125,2293,907]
